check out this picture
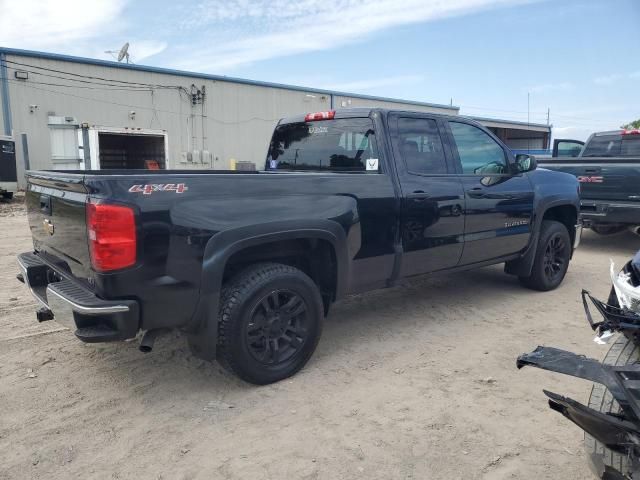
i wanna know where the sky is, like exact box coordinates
[1,0,638,140]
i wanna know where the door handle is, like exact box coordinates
[407,191,430,202]
[467,187,485,198]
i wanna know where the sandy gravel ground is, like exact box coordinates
[1,195,639,480]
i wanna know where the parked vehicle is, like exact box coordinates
[539,129,640,235]
[519,250,640,480]
[17,108,582,384]
[0,135,17,200]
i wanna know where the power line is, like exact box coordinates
[6,77,154,92]
[1,58,188,91]
[4,65,159,90]
[7,79,279,125]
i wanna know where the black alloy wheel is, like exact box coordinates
[543,232,568,283]
[246,289,308,365]
[519,220,572,291]
[217,263,324,384]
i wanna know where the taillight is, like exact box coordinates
[304,110,335,122]
[622,129,640,135]
[86,202,137,272]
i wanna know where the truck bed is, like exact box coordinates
[538,157,640,203]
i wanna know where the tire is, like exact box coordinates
[585,334,639,477]
[217,262,323,385]
[590,224,626,236]
[1,192,13,200]
[519,220,572,291]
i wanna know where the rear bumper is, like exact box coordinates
[17,252,139,342]
[580,199,640,225]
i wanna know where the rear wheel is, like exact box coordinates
[217,263,323,385]
[585,334,639,477]
[519,220,572,291]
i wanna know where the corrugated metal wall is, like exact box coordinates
[2,53,458,186]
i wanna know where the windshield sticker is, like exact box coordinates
[308,126,328,134]
[366,158,379,171]
[129,183,189,195]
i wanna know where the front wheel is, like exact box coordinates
[519,220,572,291]
[217,263,324,385]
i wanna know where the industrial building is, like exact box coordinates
[0,47,551,187]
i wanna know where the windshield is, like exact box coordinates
[582,134,640,157]
[267,118,379,172]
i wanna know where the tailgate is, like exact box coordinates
[540,158,640,202]
[25,171,92,280]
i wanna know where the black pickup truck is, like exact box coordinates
[17,108,582,384]
[539,130,640,235]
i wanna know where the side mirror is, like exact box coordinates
[515,154,537,173]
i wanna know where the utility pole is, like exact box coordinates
[546,107,550,126]
[527,93,530,152]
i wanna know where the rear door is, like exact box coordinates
[445,120,534,265]
[389,113,465,276]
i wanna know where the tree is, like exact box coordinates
[621,119,640,129]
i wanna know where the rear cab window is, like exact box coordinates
[267,118,379,172]
[582,133,640,157]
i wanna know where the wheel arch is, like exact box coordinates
[505,201,578,277]
[187,220,350,360]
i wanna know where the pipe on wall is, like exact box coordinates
[0,52,13,136]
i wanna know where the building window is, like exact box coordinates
[48,116,80,163]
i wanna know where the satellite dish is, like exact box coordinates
[117,42,130,63]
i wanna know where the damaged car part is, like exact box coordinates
[518,252,640,479]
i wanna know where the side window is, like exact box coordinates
[396,117,447,174]
[449,122,508,174]
[555,140,584,157]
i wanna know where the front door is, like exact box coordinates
[390,114,465,277]
[445,120,534,265]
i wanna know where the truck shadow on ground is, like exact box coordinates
[91,229,639,394]
[95,263,539,393]
[578,229,639,255]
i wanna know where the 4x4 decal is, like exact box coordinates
[129,183,189,195]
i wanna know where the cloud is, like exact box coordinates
[130,41,168,62]
[320,75,425,92]
[528,82,572,93]
[171,0,537,72]
[550,126,593,141]
[0,0,127,51]
[594,73,624,85]
[594,71,639,85]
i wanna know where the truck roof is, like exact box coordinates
[279,108,463,125]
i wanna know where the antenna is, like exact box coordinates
[117,42,130,63]
[105,42,130,63]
